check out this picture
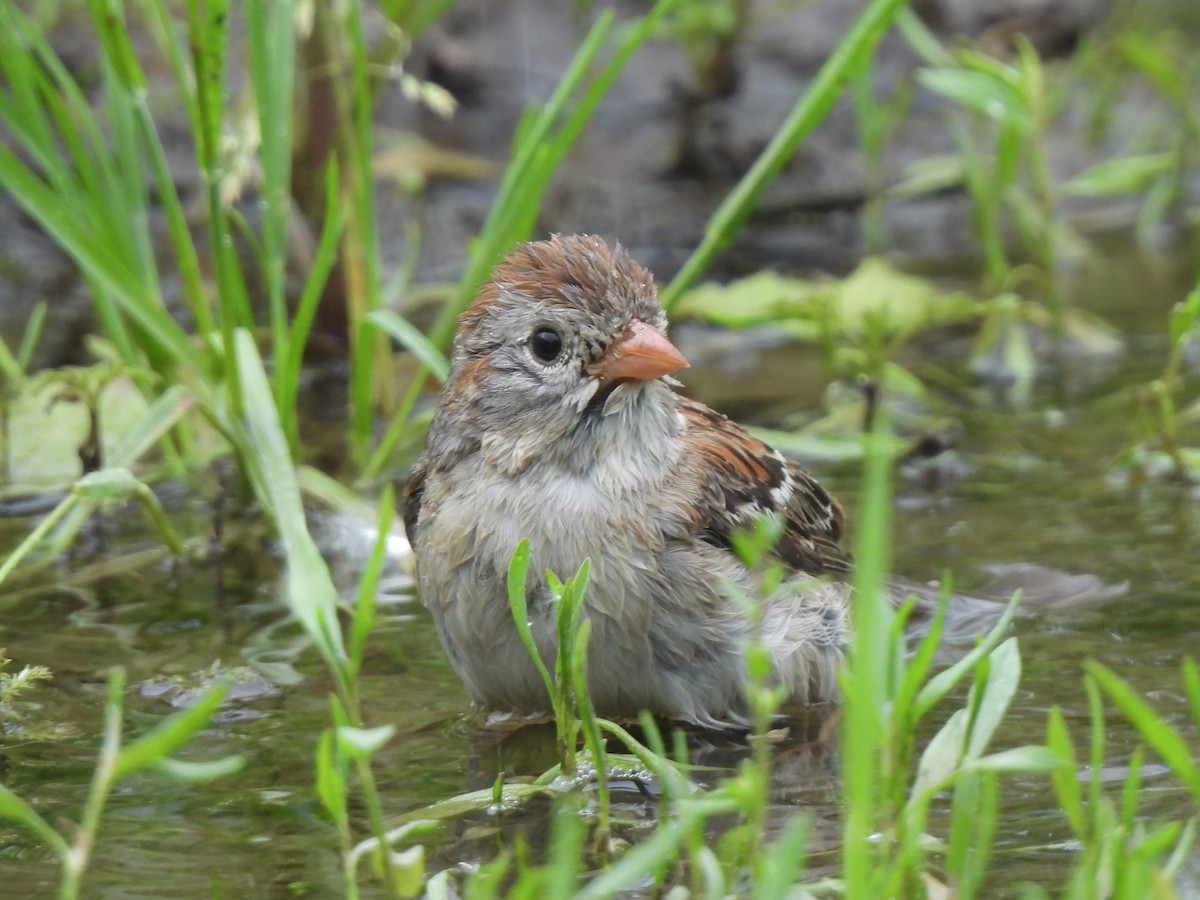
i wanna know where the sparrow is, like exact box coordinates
[403,233,858,729]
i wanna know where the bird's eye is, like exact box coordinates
[529,327,564,364]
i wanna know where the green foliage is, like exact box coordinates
[0,301,47,481]
[917,38,1060,289]
[676,258,979,337]
[659,0,913,311]
[1116,279,1200,482]
[0,463,191,589]
[0,650,53,738]
[655,0,746,98]
[505,538,592,776]
[1038,668,1200,898]
[839,403,1057,899]
[0,667,241,899]
[1067,27,1200,234]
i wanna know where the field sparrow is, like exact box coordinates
[403,234,861,728]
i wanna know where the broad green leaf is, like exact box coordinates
[237,331,347,672]
[915,592,1020,719]
[391,784,548,826]
[914,707,968,797]
[674,259,977,338]
[835,257,978,338]
[966,637,1021,760]
[673,271,831,328]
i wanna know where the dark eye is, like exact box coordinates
[529,327,564,364]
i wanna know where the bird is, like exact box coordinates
[402,234,867,728]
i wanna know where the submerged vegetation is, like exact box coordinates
[0,0,1197,896]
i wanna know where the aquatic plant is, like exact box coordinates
[0,669,240,900]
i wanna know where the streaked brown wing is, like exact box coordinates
[678,398,851,576]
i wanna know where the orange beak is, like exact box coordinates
[589,319,689,387]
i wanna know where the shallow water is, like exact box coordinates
[1,243,1198,897]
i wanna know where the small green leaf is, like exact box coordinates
[114,679,230,780]
[337,725,396,757]
[1169,287,1200,347]
[74,467,141,501]
[965,745,1061,773]
[918,68,1031,132]
[315,729,348,825]
[154,754,245,784]
[1064,153,1175,197]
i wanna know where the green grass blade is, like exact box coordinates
[1183,658,1200,731]
[0,783,69,857]
[506,539,555,703]
[369,310,451,382]
[281,163,344,451]
[245,0,296,372]
[1046,706,1086,840]
[0,143,202,373]
[842,407,894,896]
[893,584,948,726]
[661,0,911,310]
[236,330,349,678]
[1086,661,1200,801]
[349,486,395,676]
[16,302,48,372]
